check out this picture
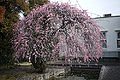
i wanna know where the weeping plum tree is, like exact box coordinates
[13,2,105,67]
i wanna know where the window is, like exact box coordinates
[117,40,120,48]
[117,32,120,48]
[102,40,107,48]
[102,32,106,38]
[118,32,120,38]
[101,32,107,48]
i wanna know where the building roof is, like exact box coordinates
[94,15,120,19]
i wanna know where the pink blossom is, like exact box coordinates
[13,2,106,64]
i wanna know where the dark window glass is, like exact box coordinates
[117,40,120,48]
[102,40,107,48]
[102,32,106,39]
[118,32,120,38]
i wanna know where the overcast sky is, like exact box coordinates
[50,0,120,17]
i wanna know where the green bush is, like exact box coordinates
[0,32,14,65]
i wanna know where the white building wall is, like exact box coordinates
[95,16,120,57]
[59,16,120,58]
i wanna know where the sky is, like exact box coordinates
[50,0,120,18]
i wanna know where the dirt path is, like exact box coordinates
[0,63,65,80]
[0,63,36,80]
[0,65,33,76]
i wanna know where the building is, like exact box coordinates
[94,14,120,58]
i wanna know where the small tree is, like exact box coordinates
[13,2,105,69]
[0,0,29,65]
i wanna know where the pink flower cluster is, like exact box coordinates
[13,2,105,64]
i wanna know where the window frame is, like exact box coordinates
[101,31,107,48]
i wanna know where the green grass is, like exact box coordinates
[0,62,32,80]
[15,62,32,66]
[0,64,18,70]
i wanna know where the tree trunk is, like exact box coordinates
[31,55,46,73]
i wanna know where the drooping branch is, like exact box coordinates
[13,2,105,64]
